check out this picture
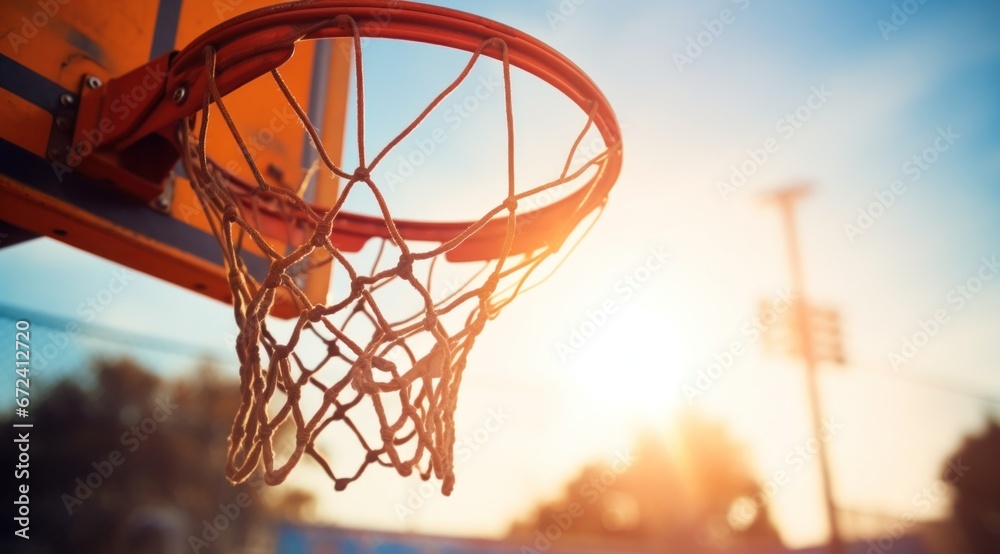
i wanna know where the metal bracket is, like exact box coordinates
[152,173,176,213]
[45,77,93,168]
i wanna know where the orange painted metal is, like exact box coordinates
[0,0,346,315]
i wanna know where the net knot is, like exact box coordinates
[483,273,501,293]
[227,271,244,291]
[272,344,290,358]
[423,314,438,331]
[223,207,240,223]
[352,166,370,182]
[396,255,414,280]
[312,222,332,246]
[350,281,365,298]
[327,341,341,357]
[503,197,519,212]
[352,361,378,394]
[263,272,282,289]
[308,306,325,323]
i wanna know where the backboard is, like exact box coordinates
[0,0,351,317]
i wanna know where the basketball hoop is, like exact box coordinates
[71,1,622,494]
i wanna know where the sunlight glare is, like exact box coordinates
[568,306,685,423]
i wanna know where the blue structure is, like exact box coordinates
[276,524,929,554]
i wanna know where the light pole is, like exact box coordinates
[762,184,844,554]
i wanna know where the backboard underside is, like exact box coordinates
[0,0,351,317]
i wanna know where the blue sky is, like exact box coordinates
[2,0,1000,548]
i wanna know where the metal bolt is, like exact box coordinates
[59,93,76,108]
[154,196,170,211]
[85,75,103,89]
[55,117,71,132]
[172,86,187,104]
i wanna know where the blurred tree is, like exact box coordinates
[944,419,1000,554]
[1,358,313,554]
[509,412,783,553]
[271,489,317,522]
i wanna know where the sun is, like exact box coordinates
[567,305,687,422]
